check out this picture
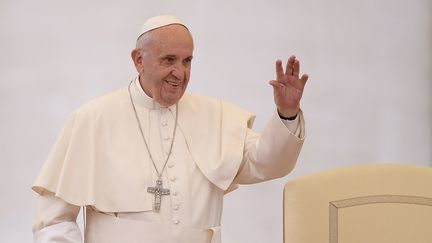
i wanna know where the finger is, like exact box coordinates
[300,74,309,87]
[269,80,285,88]
[293,59,300,78]
[275,60,284,81]
[285,55,295,76]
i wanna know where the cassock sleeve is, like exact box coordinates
[33,191,83,243]
[231,110,305,185]
[280,112,304,138]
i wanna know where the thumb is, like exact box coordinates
[269,80,284,88]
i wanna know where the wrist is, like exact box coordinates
[278,110,298,120]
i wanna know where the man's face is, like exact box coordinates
[132,25,194,107]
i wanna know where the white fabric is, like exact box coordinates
[33,191,81,233]
[33,82,255,211]
[138,15,187,39]
[33,77,305,242]
[32,78,304,209]
[34,221,82,243]
[84,209,216,243]
[280,110,303,137]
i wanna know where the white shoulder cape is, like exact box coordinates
[33,87,254,212]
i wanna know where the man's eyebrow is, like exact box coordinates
[161,55,176,59]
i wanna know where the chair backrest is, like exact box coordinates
[283,163,432,243]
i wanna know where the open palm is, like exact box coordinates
[269,55,309,118]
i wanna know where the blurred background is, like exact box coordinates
[1,0,431,242]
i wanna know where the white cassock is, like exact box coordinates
[32,77,305,243]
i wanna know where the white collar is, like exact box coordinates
[132,76,176,111]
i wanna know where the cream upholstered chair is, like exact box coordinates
[283,163,432,243]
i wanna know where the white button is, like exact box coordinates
[170,176,176,182]
[173,205,180,211]
[168,164,174,168]
[165,151,170,155]
[164,136,170,141]
[162,121,168,127]
[173,220,180,225]
[172,192,178,196]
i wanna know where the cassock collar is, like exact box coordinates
[132,76,176,112]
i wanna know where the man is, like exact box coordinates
[32,15,308,243]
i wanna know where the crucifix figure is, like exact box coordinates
[147,177,170,212]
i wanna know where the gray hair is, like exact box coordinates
[136,32,150,49]
[135,32,152,57]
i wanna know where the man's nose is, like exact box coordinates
[171,63,185,80]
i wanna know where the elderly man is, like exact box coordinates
[32,15,308,243]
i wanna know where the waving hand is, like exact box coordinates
[269,55,309,118]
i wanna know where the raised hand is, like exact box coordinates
[269,55,309,118]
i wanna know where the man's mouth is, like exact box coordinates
[165,80,180,87]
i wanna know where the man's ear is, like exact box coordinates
[131,49,143,72]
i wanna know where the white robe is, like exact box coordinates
[32,78,305,243]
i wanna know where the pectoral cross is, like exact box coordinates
[147,177,170,212]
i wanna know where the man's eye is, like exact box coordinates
[163,57,175,64]
[183,58,192,65]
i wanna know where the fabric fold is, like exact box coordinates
[34,221,82,243]
[33,86,254,211]
[85,209,218,243]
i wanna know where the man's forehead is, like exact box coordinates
[137,15,188,40]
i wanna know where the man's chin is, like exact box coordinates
[157,96,181,107]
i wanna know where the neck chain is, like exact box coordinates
[127,81,178,212]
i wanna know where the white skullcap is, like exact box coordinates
[137,15,188,39]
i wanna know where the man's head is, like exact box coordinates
[131,15,194,107]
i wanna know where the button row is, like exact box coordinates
[164,155,179,226]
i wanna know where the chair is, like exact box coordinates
[283,163,432,243]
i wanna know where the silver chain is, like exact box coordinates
[127,81,178,178]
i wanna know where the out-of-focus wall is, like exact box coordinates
[1,0,430,242]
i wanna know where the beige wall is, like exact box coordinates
[1,0,430,242]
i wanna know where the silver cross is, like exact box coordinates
[147,177,170,212]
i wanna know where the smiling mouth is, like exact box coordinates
[165,80,180,87]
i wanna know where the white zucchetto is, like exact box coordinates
[137,15,188,39]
